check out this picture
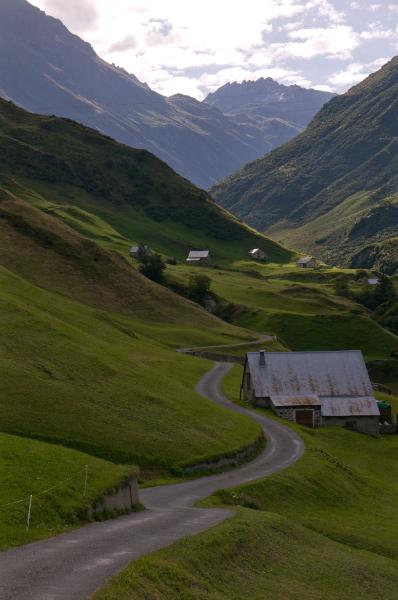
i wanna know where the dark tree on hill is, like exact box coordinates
[138,254,166,284]
[188,274,212,304]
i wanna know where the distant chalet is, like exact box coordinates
[186,250,210,265]
[241,350,380,436]
[249,248,267,261]
[297,256,317,269]
[368,278,381,286]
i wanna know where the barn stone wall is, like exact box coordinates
[271,406,322,428]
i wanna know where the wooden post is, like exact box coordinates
[26,494,32,536]
[83,465,88,496]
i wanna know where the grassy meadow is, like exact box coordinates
[167,261,398,361]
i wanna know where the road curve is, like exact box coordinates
[0,363,304,600]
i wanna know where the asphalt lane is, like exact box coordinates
[0,363,304,600]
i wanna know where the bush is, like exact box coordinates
[188,274,212,304]
[138,254,166,283]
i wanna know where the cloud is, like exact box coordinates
[360,24,396,41]
[40,0,99,32]
[328,57,389,89]
[108,35,138,53]
[146,18,183,46]
[274,26,360,60]
[369,4,383,12]
[29,0,396,99]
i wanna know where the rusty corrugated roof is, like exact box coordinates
[322,397,380,417]
[271,394,321,407]
[247,350,374,399]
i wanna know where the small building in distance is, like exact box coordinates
[367,277,381,286]
[297,256,317,269]
[130,244,150,259]
[241,350,380,436]
[249,248,267,261]
[186,250,210,265]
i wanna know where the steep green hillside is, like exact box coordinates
[212,56,398,274]
[0,265,261,472]
[0,98,290,265]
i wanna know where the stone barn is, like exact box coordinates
[248,248,267,261]
[297,256,317,268]
[241,350,380,436]
[186,250,210,265]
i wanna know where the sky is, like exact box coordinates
[30,0,398,99]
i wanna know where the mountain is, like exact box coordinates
[0,0,332,189]
[0,95,273,484]
[205,77,335,129]
[212,57,398,274]
[0,97,290,267]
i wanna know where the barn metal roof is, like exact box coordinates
[246,351,374,399]
[297,256,315,264]
[271,394,321,407]
[187,250,209,259]
[321,397,379,417]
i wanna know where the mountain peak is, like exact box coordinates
[204,77,335,128]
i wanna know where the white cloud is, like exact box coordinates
[279,26,359,60]
[39,0,99,32]
[369,4,383,12]
[328,57,389,89]
[29,0,396,98]
[361,24,396,40]
[108,35,138,53]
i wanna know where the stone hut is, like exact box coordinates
[186,250,210,265]
[241,350,380,435]
[248,248,267,261]
[297,256,317,268]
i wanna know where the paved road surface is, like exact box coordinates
[0,363,304,600]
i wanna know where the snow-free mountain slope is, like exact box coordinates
[212,57,398,274]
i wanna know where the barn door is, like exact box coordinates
[295,409,314,428]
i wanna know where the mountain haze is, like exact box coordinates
[0,0,333,189]
[212,57,398,274]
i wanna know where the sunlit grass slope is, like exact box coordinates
[167,261,398,360]
[0,266,261,471]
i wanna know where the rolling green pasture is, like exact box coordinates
[167,262,398,360]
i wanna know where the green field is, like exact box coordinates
[167,262,398,360]
[0,433,135,550]
[95,366,398,600]
[0,267,261,472]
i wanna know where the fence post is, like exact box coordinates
[83,465,88,496]
[26,494,32,535]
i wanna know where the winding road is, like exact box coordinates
[0,363,304,600]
